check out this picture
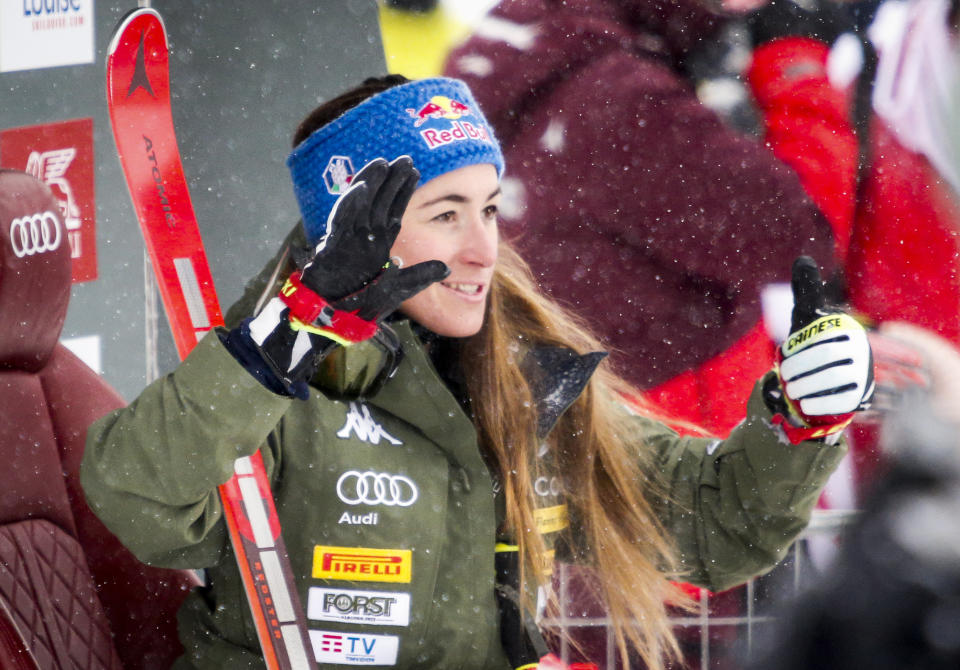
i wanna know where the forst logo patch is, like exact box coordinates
[405,95,492,150]
[313,546,412,583]
[307,587,411,626]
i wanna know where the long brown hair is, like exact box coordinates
[298,75,689,668]
[463,243,687,668]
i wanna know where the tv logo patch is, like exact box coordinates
[308,587,410,626]
[310,630,399,666]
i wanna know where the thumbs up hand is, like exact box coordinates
[768,257,875,444]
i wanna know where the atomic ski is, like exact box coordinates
[106,9,315,670]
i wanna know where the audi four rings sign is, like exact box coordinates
[1,118,98,282]
[10,211,61,258]
[336,471,419,507]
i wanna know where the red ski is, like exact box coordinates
[106,9,315,670]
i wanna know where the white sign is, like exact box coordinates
[61,334,101,373]
[1,0,95,73]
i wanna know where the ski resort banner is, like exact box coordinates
[0,0,95,73]
[0,118,98,282]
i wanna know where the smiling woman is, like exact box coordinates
[393,163,499,337]
[81,74,876,670]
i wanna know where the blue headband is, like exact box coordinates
[288,77,505,244]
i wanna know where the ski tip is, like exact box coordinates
[107,7,166,56]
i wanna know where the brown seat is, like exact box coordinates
[0,169,200,669]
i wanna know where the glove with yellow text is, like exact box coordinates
[765,256,874,443]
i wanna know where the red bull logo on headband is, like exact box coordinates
[407,95,492,151]
[420,120,491,150]
[406,95,472,127]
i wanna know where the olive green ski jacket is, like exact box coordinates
[81,320,845,669]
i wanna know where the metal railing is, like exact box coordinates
[542,509,860,669]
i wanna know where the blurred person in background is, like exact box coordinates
[741,11,960,664]
[691,7,960,668]
[745,0,960,346]
[742,0,960,506]
[443,0,838,439]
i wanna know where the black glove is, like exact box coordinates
[243,157,449,396]
[745,0,855,48]
[298,156,449,320]
[766,256,874,443]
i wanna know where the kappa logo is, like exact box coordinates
[336,402,402,446]
[310,630,399,665]
[313,545,412,584]
[307,587,411,626]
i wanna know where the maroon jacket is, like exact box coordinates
[445,0,835,395]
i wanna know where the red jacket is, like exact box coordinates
[848,124,960,343]
[749,34,960,343]
[747,38,858,264]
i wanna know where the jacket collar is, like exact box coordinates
[313,320,607,462]
[521,346,607,438]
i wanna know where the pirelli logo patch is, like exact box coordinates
[313,546,412,583]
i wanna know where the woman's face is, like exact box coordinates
[392,163,500,338]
